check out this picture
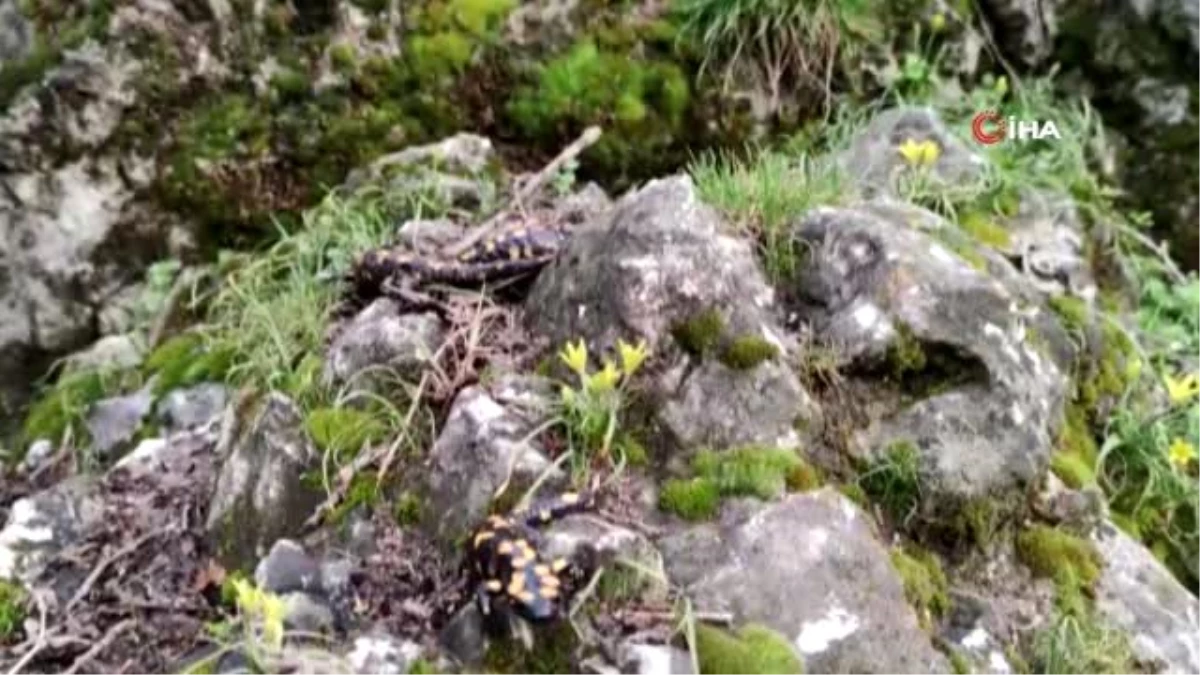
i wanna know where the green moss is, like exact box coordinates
[1029,608,1137,674]
[948,650,971,675]
[143,333,235,396]
[1051,404,1098,488]
[616,434,649,467]
[20,364,142,452]
[483,620,576,673]
[660,477,721,520]
[719,335,780,370]
[889,547,950,629]
[1047,295,1090,332]
[409,659,440,674]
[695,623,804,674]
[0,581,26,641]
[506,38,692,178]
[329,44,358,73]
[1016,525,1103,592]
[304,406,389,459]
[661,447,804,520]
[672,308,726,357]
[785,458,823,492]
[838,482,869,508]
[393,491,423,527]
[270,67,310,101]
[886,323,928,380]
[330,472,384,524]
[955,498,1001,550]
[958,211,1013,249]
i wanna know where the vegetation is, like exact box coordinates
[889,546,949,630]
[0,581,26,643]
[694,622,804,674]
[659,446,808,520]
[857,441,922,525]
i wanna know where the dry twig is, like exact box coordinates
[63,619,135,675]
[65,527,171,614]
[442,126,602,259]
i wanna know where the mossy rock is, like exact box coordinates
[672,308,726,357]
[695,622,804,674]
[719,335,780,370]
[1051,403,1098,489]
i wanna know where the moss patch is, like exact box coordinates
[719,335,780,370]
[0,581,26,642]
[958,211,1012,249]
[885,323,928,380]
[393,491,424,527]
[1051,404,1098,488]
[695,622,804,674]
[660,446,806,520]
[1016,525,1103,596]
[672,308,726,357]
[890,546,950,629]
[483,620,577,673]
[143,332,235,396]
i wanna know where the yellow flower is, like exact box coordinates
[260,591,286,651]
[1168,438,1197,470]
[559,339,589,377]
[897,138,941,167]
[994,75,1009,96]
[929,12,946,33]
[1164,372,1199,405]
[587,360,622,394]
[617,338,649,377]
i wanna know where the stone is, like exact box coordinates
[0,477,103,583]
[660,490,950,673]
[61,334,145,375]
[157,382,229,432]
[255,539,323,595]
[323,303,443,391]
[85,384,154,460]
[346,634,424,675]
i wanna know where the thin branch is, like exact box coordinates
[65,527,170,614]
[6,591,47,675]
[442,126,603,259]
[63,619,135,675]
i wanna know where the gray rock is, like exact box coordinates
[0,477,103,583]
[395,218,469,253]
[0,0,31,63]
[439,603,486,668]
[1003,189,1097,301]
[157,382,229,432]
[528,174,783,361]
[205,393,324,570]
[789,202,1073,525]
[21,439,53,472]
[61,334,145,375]
[526,175,814,456]
[256,539,323,595]
[425,383,562,542]
[658,358,816,456]
[323,302,443,391]
[280,591,336,634]
[618,643,696,675]
[85,385,154,460]
[111,425,215,478]
[660,490,950,673]
[1092,521,1200,673]
[1132,79,1193,126]
[346,634,424,674]
[978,0,1057,67]
[839,107,987,198]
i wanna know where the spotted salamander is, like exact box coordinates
[465,490,596,625]
[344,212,572,311]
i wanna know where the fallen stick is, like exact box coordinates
[65,527,170,614]
[63,619,135,675]
[441,125,603,259]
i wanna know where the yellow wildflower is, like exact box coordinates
[587,360,622,394]
[617,338,649,377]
[1168,437,1197,470]
[994,75,1009,96]
[897,138,941,167]
[929,12,946,33]
[1164,372,1199,404]
[559,339,589,377]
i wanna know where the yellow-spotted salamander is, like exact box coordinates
[466,490,596,625]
